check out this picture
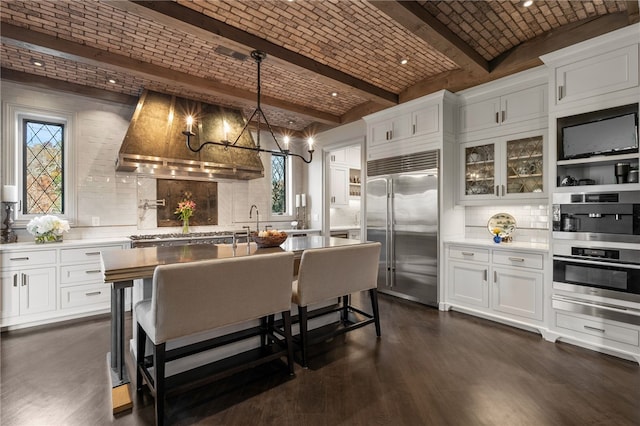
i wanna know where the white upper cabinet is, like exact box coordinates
[459,84,547,135]
[364,90,453,161]
[541,24,640,113]
[553,45,638,107]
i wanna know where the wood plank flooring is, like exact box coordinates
[2,293,639,425]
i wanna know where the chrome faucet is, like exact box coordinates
[249,204,259,233]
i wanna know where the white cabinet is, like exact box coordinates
[364,92,449,161]
[2,268,57,320]
[445,244,546,327]
[448,260,488,308]
[459,84,547,135]
[1,240,128,329]
[459,131,545,204]
[329,148,347,165]
[59,244,125,313]
[553,44,639,107]
[330,165,349,206]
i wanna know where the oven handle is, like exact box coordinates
[552,256,640,270]
[552,294,640,315]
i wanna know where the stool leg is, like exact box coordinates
[369,288,381,337]
[154,343,166,426]
[341,295,349,323]
[136,323,146,392]
[282,310,295,375]
[298,305,309,368]
[260,316,267,347]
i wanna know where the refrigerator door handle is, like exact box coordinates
[388,178,395,287]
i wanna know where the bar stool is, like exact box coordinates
[291,242,381,367]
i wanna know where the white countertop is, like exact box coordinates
[0,237,131,252]
[444,238,549,253]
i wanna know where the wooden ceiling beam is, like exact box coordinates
[0,23,340,126]
[370,0,489,75]
[627,1,640,23]
[110,0,397,107]
[401,12,633,102]
[1,68,139,105]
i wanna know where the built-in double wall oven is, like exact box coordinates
[551,191,640,326]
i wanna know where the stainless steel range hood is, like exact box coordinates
[116,90,264,180]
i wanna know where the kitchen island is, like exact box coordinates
[101,235,365,414]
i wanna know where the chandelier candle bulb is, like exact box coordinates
[284,136,290,150]
[2,185,18,203]
[308,137,314,151]
[301,193,306,207]
[223,120,230,141]
[186,116,193,134]
[296,194,301,208]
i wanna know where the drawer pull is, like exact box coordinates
[461,252,475,256]
[508,257,525,262]
[583,325,605,333]
[494,270,497,283]
[9,257,29,261]
[85,270,102,274]
[85,291,102,297]
[85,252,101,256]
[484,269,488,281]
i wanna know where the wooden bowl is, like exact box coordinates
[251,231,288,248]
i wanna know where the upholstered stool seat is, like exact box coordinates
[292,242,381,367]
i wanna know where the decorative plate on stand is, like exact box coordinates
[487,213,517,238]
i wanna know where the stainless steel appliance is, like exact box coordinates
[552,191,640,243]
[366,150,438,306]
[552,243,640,325]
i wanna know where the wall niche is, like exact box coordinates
[156,179,218,227]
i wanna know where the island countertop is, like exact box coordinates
[101,235,363,283]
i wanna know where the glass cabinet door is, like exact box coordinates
[464,143,496,196]
[505,136,543,195]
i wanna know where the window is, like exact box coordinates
[23,120,64,214]
[271,153,286,215]
[5,103,75,224]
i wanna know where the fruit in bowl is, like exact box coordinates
[251,229,288,248]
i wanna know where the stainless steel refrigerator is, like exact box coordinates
[366,150,438,306]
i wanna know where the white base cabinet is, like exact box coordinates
[0,240,128,329]
[444,243,546,329]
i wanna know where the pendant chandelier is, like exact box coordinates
[183,50,314,163]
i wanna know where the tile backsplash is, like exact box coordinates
[465,204,549,243]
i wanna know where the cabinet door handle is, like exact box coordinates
[389,130,393,140]
[495,112,499,123]
[558,85,563,100]
[494,271,497,283]
[85,291,102,297]
[583,325,605,333]
[484,269,488,281]
[501,110,505,122]
[461,251,475,256]
[85,251,101,256]
[13,274,18,287]
[412,124,416,135]
[21,273,27,287]
[85,270,102,274]
[501,185,505,196]
[10,257,29,261]
[495,185,499,196]
[508,257,525,262]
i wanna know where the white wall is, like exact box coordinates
[1,81,305,239]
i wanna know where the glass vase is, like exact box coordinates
[35,232,63,244]
[182,218,189,234]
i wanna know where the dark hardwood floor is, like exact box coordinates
[2,293,639,426]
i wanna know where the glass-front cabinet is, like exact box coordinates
[460,131,545,203]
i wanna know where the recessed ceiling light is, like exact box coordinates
[522,0,533,7]
[30,59,44,67]
[331,92,338,97]
[400,58,408,65]
[107,78,117,84]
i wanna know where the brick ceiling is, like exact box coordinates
[0,0,636,136]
